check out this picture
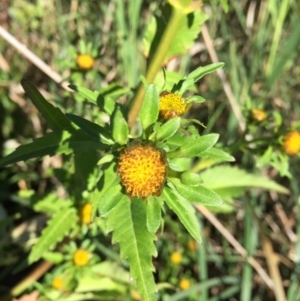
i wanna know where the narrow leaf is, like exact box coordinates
[98,184,124,216]
[21,79,74,131]
[169,178,223,206]
[66,113,114,145]
[29,207,77,263]
[0,131,71,167]
[139,84,159,134]
[168,134,219,158]
[162,187,201,243]
[200,165,289,194]
[146,196,161,233]
[200,147,235,162]
[92,163,120,219]
[68,85,98,104]
[186,95,206,104]
[111,105,128,145]
[0,130,108,167]
[155,117,181,142]
[187,63,225,82]
[106,197,157,301]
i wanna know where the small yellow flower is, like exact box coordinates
[131,290,142,300]
[79,202,92,224]
[52,277,63,290]
[73,249,90,267]
[118,144,167,198]
[170,251,182,264]
[187,239,197,252]
[283,131,300,155]
[76,54,94,70]
[251,108,267,122]
[159,92,187,120]
[179,278,191,290]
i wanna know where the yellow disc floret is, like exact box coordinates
[118,144,167,198]
[159,92,187,120]
[251,108,267,122]
[179,278,191,290]
[52,277,63,290]
[283,131,300,155]
[170,251,182,264]
[73,249,90,267]
[76,54,94,70]
[79,202,92,224]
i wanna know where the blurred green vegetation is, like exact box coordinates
[0,0,300,300]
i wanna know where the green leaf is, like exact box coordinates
[181,171,202,186]
[143,9,207,64]
[68,85,98,104]
[200,147,235,162]
[106,196,157,301]
[219,0,229,12]
[111,105,129,145]
[169,177,223,206]
[0,130,108,167]
[98,184,124,216]
[0,131,70,167]
[146,196,161,233]
[97,154,114,165]
[33,193,72,215]
[21,79,74,131]
[168,157,192,172]
[176,78,195,95]
[186,95,206,104]
[155,117,181,142]
[187,63,225,82]
[167,134,219,158]
[200,165,289,196]
[162,187,201,243]
[29,207,77,263]
[92,163,120,219]
[139,84,159,135]
[66,113,114,145]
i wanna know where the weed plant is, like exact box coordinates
[0,1,300,301]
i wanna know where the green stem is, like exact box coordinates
[265,0,291,77]
[128,7,186,126]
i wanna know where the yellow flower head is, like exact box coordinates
[251,108,267,122]
[76,54,94,70]
[131,290,142,300]
[179,278,191,290]
[187,239,197,252]
[170,251,182,264]
[73,249,90,267]
[118,144,167,198]
[52,277,63,290]
[79,202,92,224]
[283,131,300,155]
[159,92,187,120]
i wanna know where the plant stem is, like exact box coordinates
[128,7,186,126]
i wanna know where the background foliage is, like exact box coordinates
[0,0,300,300]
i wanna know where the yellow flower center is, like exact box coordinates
[73,249,90,266]
[76,54,94,70]
[251,108,267,121]
[79,202,92,224]
[118,144,167,198]
[283,131,300,155]
[52,277,63,290]
[170,251,182,264]
[159,92,187,120]
[179,278,191,290]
